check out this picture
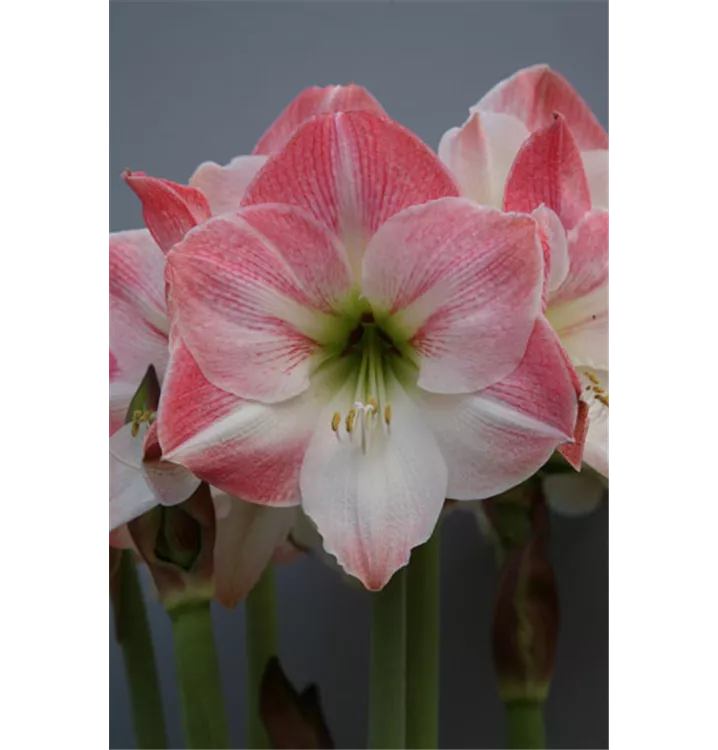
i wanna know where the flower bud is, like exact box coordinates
[260,657,334,749]
[490,486,558,703]
[128,482,216,612]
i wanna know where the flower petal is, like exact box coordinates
[362,198,543,394]
[213,499,297,608]
[188,155,268,215]
[141,421,201,507]
[581,150,609,209]
[532,205,569,295]
[543,471,605,516]
[109,230,169,433]
[580,368,609,476]
[551,296,608,370]
[167,204,353,402]
[110,424,157,530]
[416,317,579,499]
[242,111,459,274]
[503,113,591,231]
[157,338,348,506]
[122,171,211,253]
[252,84,388,156]
[551,210,608,305]
[300,381,448,590]
[476,64,608,150]
[438,111,530,208]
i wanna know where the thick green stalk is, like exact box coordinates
[115,551,168,749]
[170,602,230,749]
[369,567,407,749]
[246,565,279,749]
[405,531,440,749]
[505,701,546,749]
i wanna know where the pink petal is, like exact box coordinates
[109,229,169,433]
[557,399,589,469]
[532,205,569,296]
[188,155,267,215]
[362,198,543,394]
[242,111,459,273]
[503,114,591,231]
[167,204,353,403]
[476,64,608,150]
[140,421,202,507]
[551,210,608,305]
[252,84,387,156]
[300,381,448,590]
[438,111,529,207]
[122,170,211,254]
[416,317,579,499]
[157,337,338,506]
[214,500,297,608]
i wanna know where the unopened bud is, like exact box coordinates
[128,483,216,612]
[490,487,558,703]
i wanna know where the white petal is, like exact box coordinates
[109,451,156,530]
[299,382,448,590]
[581,150,609,209]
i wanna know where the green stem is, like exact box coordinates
[115,551,168,749]
[405,531,440,749]
[246,565,279,749]
[369,567,407,749]
[170,601,230,749]
[505,701,546,749]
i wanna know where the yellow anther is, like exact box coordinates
[331,412,341,432]
[586,371,600,385]
[345,408,356,433]
[130,409,155,437]
[595,394,609,407]
[368,397,378,413]
[592,385,605,394]
[384,404,392,425]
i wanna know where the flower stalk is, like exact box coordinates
[246,564,279,749]
[405,529,441,749]
[369,566,407,749]
[111,550,168,749]
[485,482,558,750]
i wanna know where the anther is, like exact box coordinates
[345,408,356,433]
[595,394,609,407]
[586,371,600,385]
[592,385,605,394]
[331,412,341,432]
[368,397,378,414]
[384,404,392,425]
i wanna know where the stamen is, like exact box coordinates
[592,385,605,394]
[595,394,609,407]
[331,412,341,432]
[585,371,600,385]
[367,397,378,414]
[130,409,155,437]
[345,408,356,433]
[384,404,392,425]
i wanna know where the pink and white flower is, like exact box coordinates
[154,111,583,590]
[438,66,608,489]
[109,84,386,597]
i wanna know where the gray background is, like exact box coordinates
[110,2,608,748]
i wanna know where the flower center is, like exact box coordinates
[328,314,404,452]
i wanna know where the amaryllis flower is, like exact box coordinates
[438,66,608,488]
[110,85,386,594]
[153,111,583,590]
[438,64,608,211]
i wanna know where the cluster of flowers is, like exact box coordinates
[110,65,608,598]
